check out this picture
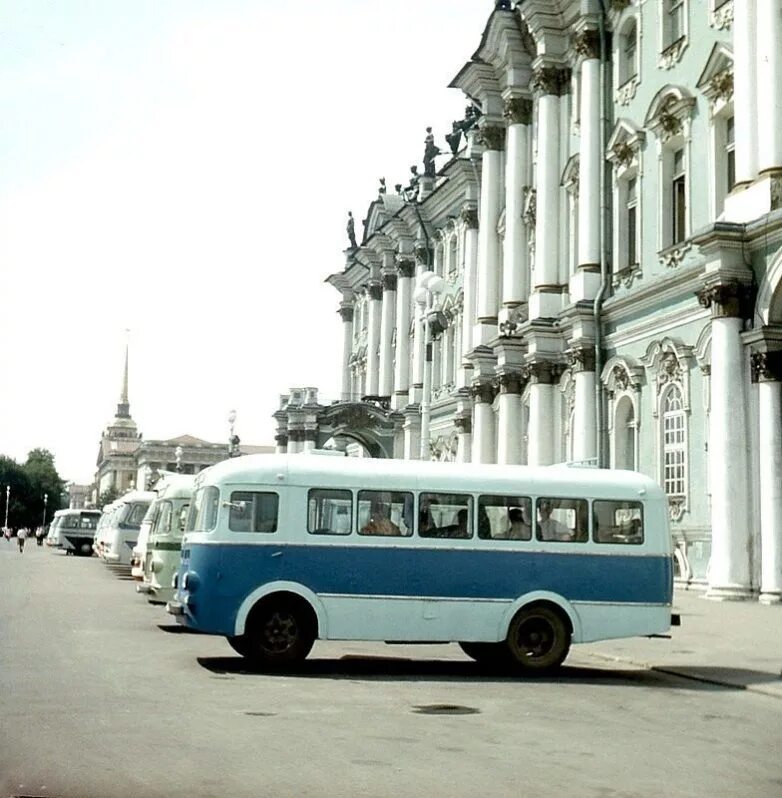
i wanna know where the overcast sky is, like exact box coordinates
[0,0,492,484]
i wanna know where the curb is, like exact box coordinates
[585,650,782,700]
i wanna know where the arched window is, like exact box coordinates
[662,384,687,498]
[614,395,637,470]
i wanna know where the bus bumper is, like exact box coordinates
[136,583,152,595]
[167,601,185,617]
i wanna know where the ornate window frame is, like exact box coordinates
[697,43,734,218]
[600,355,644,470]
[607,119,646,287]
[642,337,694,520]
[659,0,689,70]
[614,7,642,105]
[644,86,696,266]
[708,0,733,31]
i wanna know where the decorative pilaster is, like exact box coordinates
[568,345,597,462]
[338,301,354,402]
[697,281,753,599]
[756,0,782,175]
[394,256,415,409]
[454,409,473,464]
[503,96,533,310]
[459,206,480,388]
[525,360,561,465]
[379,266,397,400]
[470,381,497,465]
[496,371,524,465]
[733,0,758,185]
[364,283,383,399]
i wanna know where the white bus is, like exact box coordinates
[102,490,155,566]
[168,455,676,673]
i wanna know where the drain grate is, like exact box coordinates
[412,704,480,715]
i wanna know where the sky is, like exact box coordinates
[0,0,493,484]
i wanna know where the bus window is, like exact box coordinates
[536,498,588,542]
[178,504,189,533]
[308,489,352,535]
[357,491,412,537]
[79,515,99,530]
[156,502,174,535]
[593,500,644,544]
[228,491,279,533]
[418,493,473,539]
[478,496,532,540]
[187,487,219,533]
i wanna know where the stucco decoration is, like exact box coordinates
[709,0,733,30]
[756,245,782,326]
[600,355,644,396]
[642,338,694,413]
[644,85,695,143]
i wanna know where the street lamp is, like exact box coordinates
[4,485,9,530]
[42,493,48,528]
[415,270,446,461]
[175,446,183,473]
[228,409,240,457]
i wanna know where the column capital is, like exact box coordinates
[495,371,525,395]
[338,303,354,323]
[414,243,431,266]
[567,345,597,373]
[573,29,601,60]
[274,433,289,447]
[454,411,473,435]
[381,272,398,292]
[396,256,415,278]
[523,360,562,385]
[470,381,497,404]
[460,205,479,229]
[367,282,383,302]
[503,96,533,125]
[531,66,571,97]
[476,125,506,152]
[696,280,753,319]
[751,351,782,383]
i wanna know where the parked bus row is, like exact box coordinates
[47,454,678,674]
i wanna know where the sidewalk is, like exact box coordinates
[581,587,782,698]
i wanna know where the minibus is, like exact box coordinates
[168,455,676,673]
[102,490,155,567]
[138,474,194,604]
[131,502,159,580]
[46,514,64,547]
[55,508,101,556]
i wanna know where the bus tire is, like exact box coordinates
[458,642,511,667]
[226,635,251,657]
[243,596,316,668]
[506,604,571,673]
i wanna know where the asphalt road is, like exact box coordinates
[1,542,781,798]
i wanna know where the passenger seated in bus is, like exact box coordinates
[361,498,401,536]
[507,507,532,540]
[453,508,470,538]
[537,500,573,541]
[418,498,439,535]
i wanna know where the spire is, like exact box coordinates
[117,332,130,419]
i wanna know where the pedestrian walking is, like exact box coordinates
[3,526,10,544]
[17,527,27,553]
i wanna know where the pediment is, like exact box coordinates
[696,42,733,90]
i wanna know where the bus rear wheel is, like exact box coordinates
[506,605,571,673]
[243,598,315,669]
[458,642,511,667]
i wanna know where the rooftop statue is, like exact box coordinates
[378,177,387,195]
[346,211,357,249]
[423,126,441,178]
[445,120,462,156]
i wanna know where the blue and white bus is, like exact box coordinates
[168,454,675,673]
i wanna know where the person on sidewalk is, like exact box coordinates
[17,527,27,553]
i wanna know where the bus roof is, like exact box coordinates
[194,454,664,500]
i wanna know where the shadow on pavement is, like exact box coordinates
[195,654,739,690]
[654,664,782,687]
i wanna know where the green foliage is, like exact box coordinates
[0,449,66,529]
[99,486,120,507]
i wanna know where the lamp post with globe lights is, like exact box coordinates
[228,410,240,457]
[4,485,9,531]
[414,270,446,461]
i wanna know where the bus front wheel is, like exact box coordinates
[242,598,316,668]
[506,605,571,673]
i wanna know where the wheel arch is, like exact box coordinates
[497,591,582,642]
[233,581,327,638]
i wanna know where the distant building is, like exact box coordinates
[95,344,273,501]
[66,483,92,509]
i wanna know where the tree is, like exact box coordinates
[99,486,120,507]
[23,449,66,528]
[0,456,32,530]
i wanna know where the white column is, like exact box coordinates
[459,207,479,388]
[471,385,496,465]
[475,126,504,345]
[527,365,556,466]
[497,375,523,465]
[365,283,382,397]
[502,98,532,307]
[403,410,420,461]
[530,68,564,320]
[455,414,473,464]
[420,317,433,461]
[394,259,414,409]
[706,293,752,598]
[410,291,426,405]
[574,37,601,302]
[573,368,597,462]
[756,0,782,174]
[756,363,782,603]
[734,0,758,184]
[339,302,354,401]
[378,269,396,399]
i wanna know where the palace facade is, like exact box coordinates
[272,1,782,601]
